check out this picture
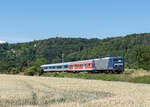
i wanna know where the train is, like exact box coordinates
[40,56,124,73]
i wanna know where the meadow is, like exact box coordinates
[0,74,150,107]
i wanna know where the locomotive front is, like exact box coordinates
[112,57,124,73]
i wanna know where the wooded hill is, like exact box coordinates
[0,33,150,74]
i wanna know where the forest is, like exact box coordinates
[0,33,150,75]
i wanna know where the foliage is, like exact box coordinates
[24,66,36,76]
[135,45,150,70]
[10,68,19,74]
[32,58,48,75]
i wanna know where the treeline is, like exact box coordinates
[0,33,150,75]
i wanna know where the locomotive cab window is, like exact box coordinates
[113,58,123,62]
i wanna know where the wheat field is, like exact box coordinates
[0,74,150,107]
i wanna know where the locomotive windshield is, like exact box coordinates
[113,58,123,63]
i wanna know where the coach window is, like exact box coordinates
[56,66,59,69]
[88,63,91,67]
[90,63,92,67]
[85,64,87,67]
[69,65,73,68]
[90,64,92,67]
[57,66,62,69]
[64,65,68,68]
[44,67,48,69]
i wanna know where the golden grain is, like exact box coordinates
[0,74,150,107]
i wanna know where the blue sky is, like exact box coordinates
[0,0,150,43]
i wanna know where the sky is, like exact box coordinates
[0,0,150,43]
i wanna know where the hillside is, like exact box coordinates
[0,33,150,74]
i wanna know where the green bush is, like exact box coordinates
[10,68,19,74]
[53,73,59,77]
[24,67,36,76]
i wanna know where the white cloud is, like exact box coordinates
[0,40,6,44]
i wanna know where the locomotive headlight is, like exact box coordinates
[114,63,123,68]
[114,65,118,68]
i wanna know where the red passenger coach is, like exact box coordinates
[69,60,94,71]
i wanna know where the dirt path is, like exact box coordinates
[0,74,150,107]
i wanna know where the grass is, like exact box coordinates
[130,75,150,84]
[0,74,150,107]
[42,71,150,84]
[43,73,122,81]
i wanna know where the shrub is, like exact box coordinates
[53,73,59,77]
[24,67,36,76]
[11,68,19,74]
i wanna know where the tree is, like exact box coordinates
[135,45,150,70]
[33,58,48,75]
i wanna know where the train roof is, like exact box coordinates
[41,62,70,67]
